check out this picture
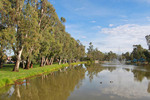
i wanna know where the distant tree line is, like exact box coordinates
[86,42,118,62]
[122,45,150,62]
[0,0,85,71]
[86,43,150,63]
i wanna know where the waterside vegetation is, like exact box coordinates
[86,43,150,64]
[0,62,86,88]
[0,0,85,71]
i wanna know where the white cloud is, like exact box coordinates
[97,26,101,29]
[91,26,101,30]
[146,17,150,21]
[94,24,150,53]
[119,15,128,18]
[109,24,114,27]
[90,21,96,23]
[81,36,87,39]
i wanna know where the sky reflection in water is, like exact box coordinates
[0,64,150,100]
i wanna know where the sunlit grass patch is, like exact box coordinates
[0,62,86,88]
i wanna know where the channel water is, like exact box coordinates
[0,63,150,100]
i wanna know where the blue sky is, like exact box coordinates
[49,0,150,53]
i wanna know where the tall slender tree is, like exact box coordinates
[0,0,86,71]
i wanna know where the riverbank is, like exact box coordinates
[0,62,86,88]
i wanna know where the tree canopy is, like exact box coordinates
[0,0,85,71]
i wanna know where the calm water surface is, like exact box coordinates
[0,64,150,100]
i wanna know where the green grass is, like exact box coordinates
[0,62,86,88]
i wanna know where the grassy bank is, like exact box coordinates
[0,62,86,88]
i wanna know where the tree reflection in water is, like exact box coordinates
[132,65,150,94]
[148,82,150,93]
[132,65,150,82]
[1,64,150,100]
[0,65,86,100]
[85,64,116,82]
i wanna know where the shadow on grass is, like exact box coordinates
[0,64,41,72]
[0,64,15,71]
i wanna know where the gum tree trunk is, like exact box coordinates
[49,57,54,65]
[46,58,49,65]
[30,61,33,68]
[0,58,3,68]
[58,59,62,65]
[63,59,67,64]
[40,56,45,67]
[22,60,25,69]
[44,57,49,66]
[25,57,30,69]
[69,59,71,65]
[63,59,65,64]
[13,47,23,72]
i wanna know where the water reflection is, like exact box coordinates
[99,68,150,99]
[132,65,150,82]
[85,64,116,82]
[0,65,86,100]
[148,82,150,93]
[68,64,150,100]
[0,64,150,100]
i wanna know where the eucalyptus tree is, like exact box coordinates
[1,0,42,71]
[75,40,85,61]
[72,39,79,62]
[37,0,59,67]
[0,25,16,68]
[0,0,86,70]
[87,42,104,61]
[93,48,104,61]
[67,37,77,63]
[80,43,86,60]
[0,24,6,68]
[61,32,71,63]
[61,33,85,63]
[131,45,146,60]
[60,17,66,23]
[0,0,27,71]
[121,52,131,61]
[87,42,94,61]
[52,17,65,65]
[104,51,117,61]
[0,26,13,68]
[131,45,147,61]
[48,35,62,65]
[20,0,40,69]
[39,28,52,67]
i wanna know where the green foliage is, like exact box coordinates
[104,51,117,61]
[132,45,146,59]
[60,17,66,23]
[122,52,131,60]
[87,42,104,61]
[0,62,86,88]
[121,45,150,63]
[0,0,86,70]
